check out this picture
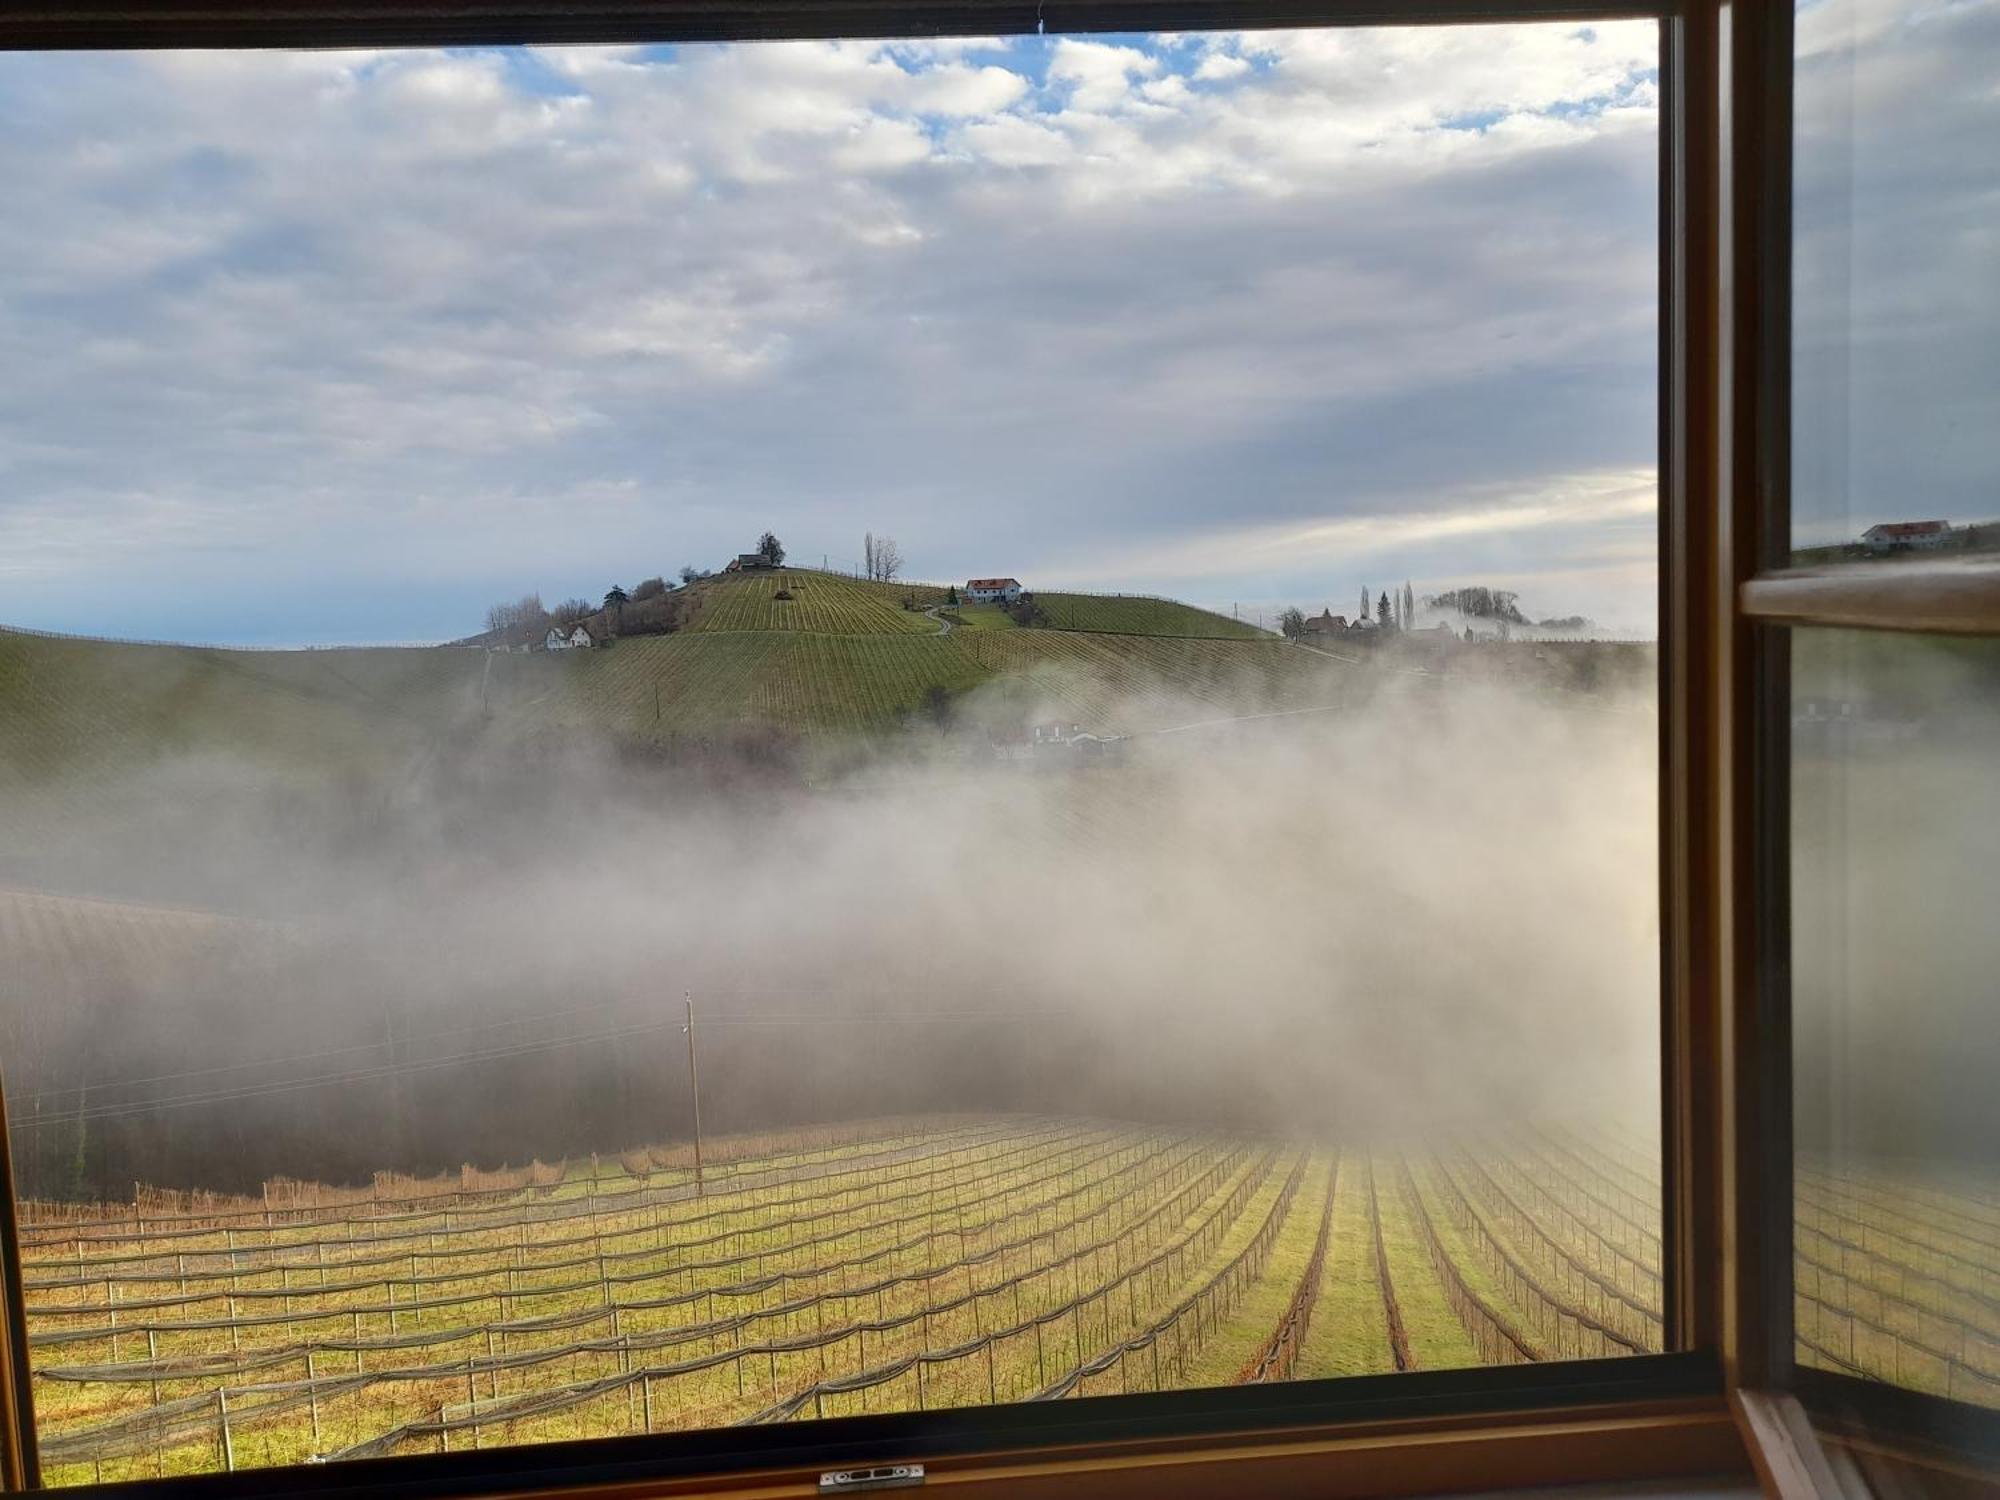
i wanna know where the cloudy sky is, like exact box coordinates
[0,24,1674,645]
[1792,0,2000,549]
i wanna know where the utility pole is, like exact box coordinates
[683,992,705,1197]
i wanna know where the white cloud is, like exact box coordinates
[1047,38,1165,111]
[0,23,1671,640]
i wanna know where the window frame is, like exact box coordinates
[1725,0,2000,1482]
[0,2,1764,1493]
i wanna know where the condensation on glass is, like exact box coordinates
[1790,629,2000,1406]
[1790,0,2000,565]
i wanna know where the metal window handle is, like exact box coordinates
[819,1463,925,1492]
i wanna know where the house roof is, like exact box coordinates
[1863,520,1950,538]
[966,577,1020,589]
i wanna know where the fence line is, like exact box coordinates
[34,1132,1193,1371]
[35,1145,1264,1465]
[1392,1158,1539,1367]
[26,1124,1109,1304]
[1522,1139,2000,1402]
[21,1115,987,1248]
[26,1128,1126,1349]
[1240,1154,1338,1383]
[1031,1151,1311,1400]
[1367,1157,1413,1371]
[1413,1157,1646,1359]
[23,1118,1037,1263]
[1467,1151,1663,1305]
[734,1149,1293,1426]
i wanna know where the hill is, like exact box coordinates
[0,569,1334,783]
[679,569,947,636]
[1029,592,1269,640]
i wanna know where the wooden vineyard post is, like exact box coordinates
[106,1280,117,1363]
[306,1349,320,1453]
[217,1388,234,1472]
[487,1328,499,1399]
[641,1374,652,1433]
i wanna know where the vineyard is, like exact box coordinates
[681,573,946,637]
[1,576,1364,780]
[19,1114,1998,1484]
[1027,593,1269,641]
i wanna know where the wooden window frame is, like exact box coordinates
[1723,0,2000,1489]
[0,0,1930,1492]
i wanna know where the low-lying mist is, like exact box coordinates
[1,669,1662,1199]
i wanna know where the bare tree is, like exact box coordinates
[551,598,594,627]
[484,593,548,639]
[862,532,905,582]
[632,577,667,601]
[1279,607,1307,641]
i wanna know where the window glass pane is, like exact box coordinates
[0,27,1663,1483]
[1792,629,2000,1409]
[1790,0,2000,563]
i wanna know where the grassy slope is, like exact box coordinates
[1298,1153,1396,1378]
[0,632,474,790]
[3,575,1357,778]
[682,570,944,636]
[1368,1152,1481,1370]
[1173,1152,1333,1387]
[1032,594,1269,641]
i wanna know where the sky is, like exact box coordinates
[0,24,1676,645]
[1791,0,2000,550]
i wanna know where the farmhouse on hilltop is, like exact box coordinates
[965,577,1023,603]
[1861,520,1953,552]
[543,624,596,651]
[725,553,777,572]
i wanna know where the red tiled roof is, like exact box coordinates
[1863,520,1950,538]
[966,578,1020,589]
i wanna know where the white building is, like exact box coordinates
[544,624,596,650]
[1861,520,1953,552]
[965,577,1023,603]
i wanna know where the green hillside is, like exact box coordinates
[0,630,477,792]
[681,569,947,636]
[488,631,986,741]
[0,573,1352,806]
[1031,593,1269,640]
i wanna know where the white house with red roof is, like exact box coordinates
[1861,520,1954,552]
[965,577,1023,602]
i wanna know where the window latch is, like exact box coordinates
[819,1463,925,1492]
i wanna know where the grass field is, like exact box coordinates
[681,572,945,637]
[1,583,1355,788]
[20,1113,1997,1484]
[945,595,1265,641]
